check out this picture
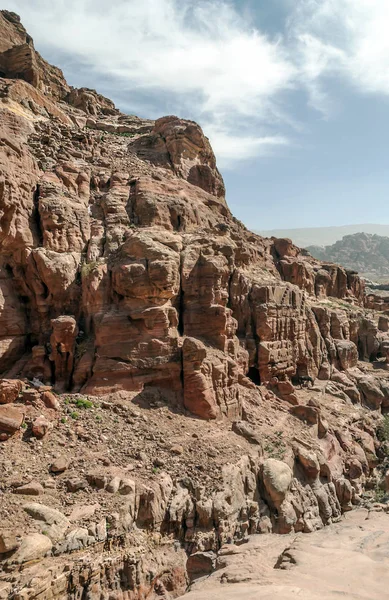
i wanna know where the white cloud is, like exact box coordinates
[205,125,289,169]
[7,0,389,167]
[290,0,389,109]
[6,0,296,166]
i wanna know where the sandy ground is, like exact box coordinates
[181,508,389,600]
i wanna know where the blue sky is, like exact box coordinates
[7,0,389,230]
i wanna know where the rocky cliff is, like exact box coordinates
[1,10,389,600]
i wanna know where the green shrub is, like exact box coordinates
[75,398,93,409]
[75,338,90,360]
[264,431,286,460]
[377,415,389,443]
[81,261,99,277]
[70,411,79,420]
[114,131,136,137]
[64,396,93,410]
[374,486,386,502]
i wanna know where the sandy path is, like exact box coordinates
[180,508,389,599]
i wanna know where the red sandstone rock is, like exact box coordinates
[0,404,24,434]
[32,415,52,439]
[0,379,22,404]
[0,8,383,420]
[130,116,225,198]
[41,391,60,410]
[13,481,44,496]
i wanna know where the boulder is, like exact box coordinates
[232,421,262,445]
[186,551,216,581]
[14,481,44,496]
[50,456,69,473]
[293,445,320,479]
[335,340,358,370]
[41,390,60,410]
[65,477,87,492]
[0,531,18,554]
[23,503,70,541]
[378,316,389,332]
[22,389,41,405]
[9,533,52,564]
[290,404,319,426]
[69,504,99,522]
[0,379,22,404]
[262,459,292,507]
[32,415,52,438]
[0,404,24,434]
[358,377,385,409]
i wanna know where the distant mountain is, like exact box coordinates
[307,232,389,280]
[258,224,389,248]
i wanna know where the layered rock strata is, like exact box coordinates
[1,10,389,600]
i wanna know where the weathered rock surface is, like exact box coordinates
[1,10,389,600]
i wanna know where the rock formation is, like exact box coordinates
[307,231,389,280]
[1,10,389,600]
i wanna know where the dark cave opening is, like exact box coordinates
[32,184,43,246]
[247,366,261,385]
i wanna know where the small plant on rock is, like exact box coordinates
[377,415,389,443]
[75,398,93,409]
[374,486,386,503]
[81,261,99,277]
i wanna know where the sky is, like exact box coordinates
[5,0,389,230]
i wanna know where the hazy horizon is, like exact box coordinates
[258,223,389,248]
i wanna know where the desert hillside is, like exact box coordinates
[307,232,389,281]
[1,9,389,600]
[259,224,389,248]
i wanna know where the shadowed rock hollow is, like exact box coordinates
[1,9,389,600]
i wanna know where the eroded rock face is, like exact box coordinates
[129,115,226,199]
[1,10,389,600]
[0,11,69,101]
[0,8,384,413]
